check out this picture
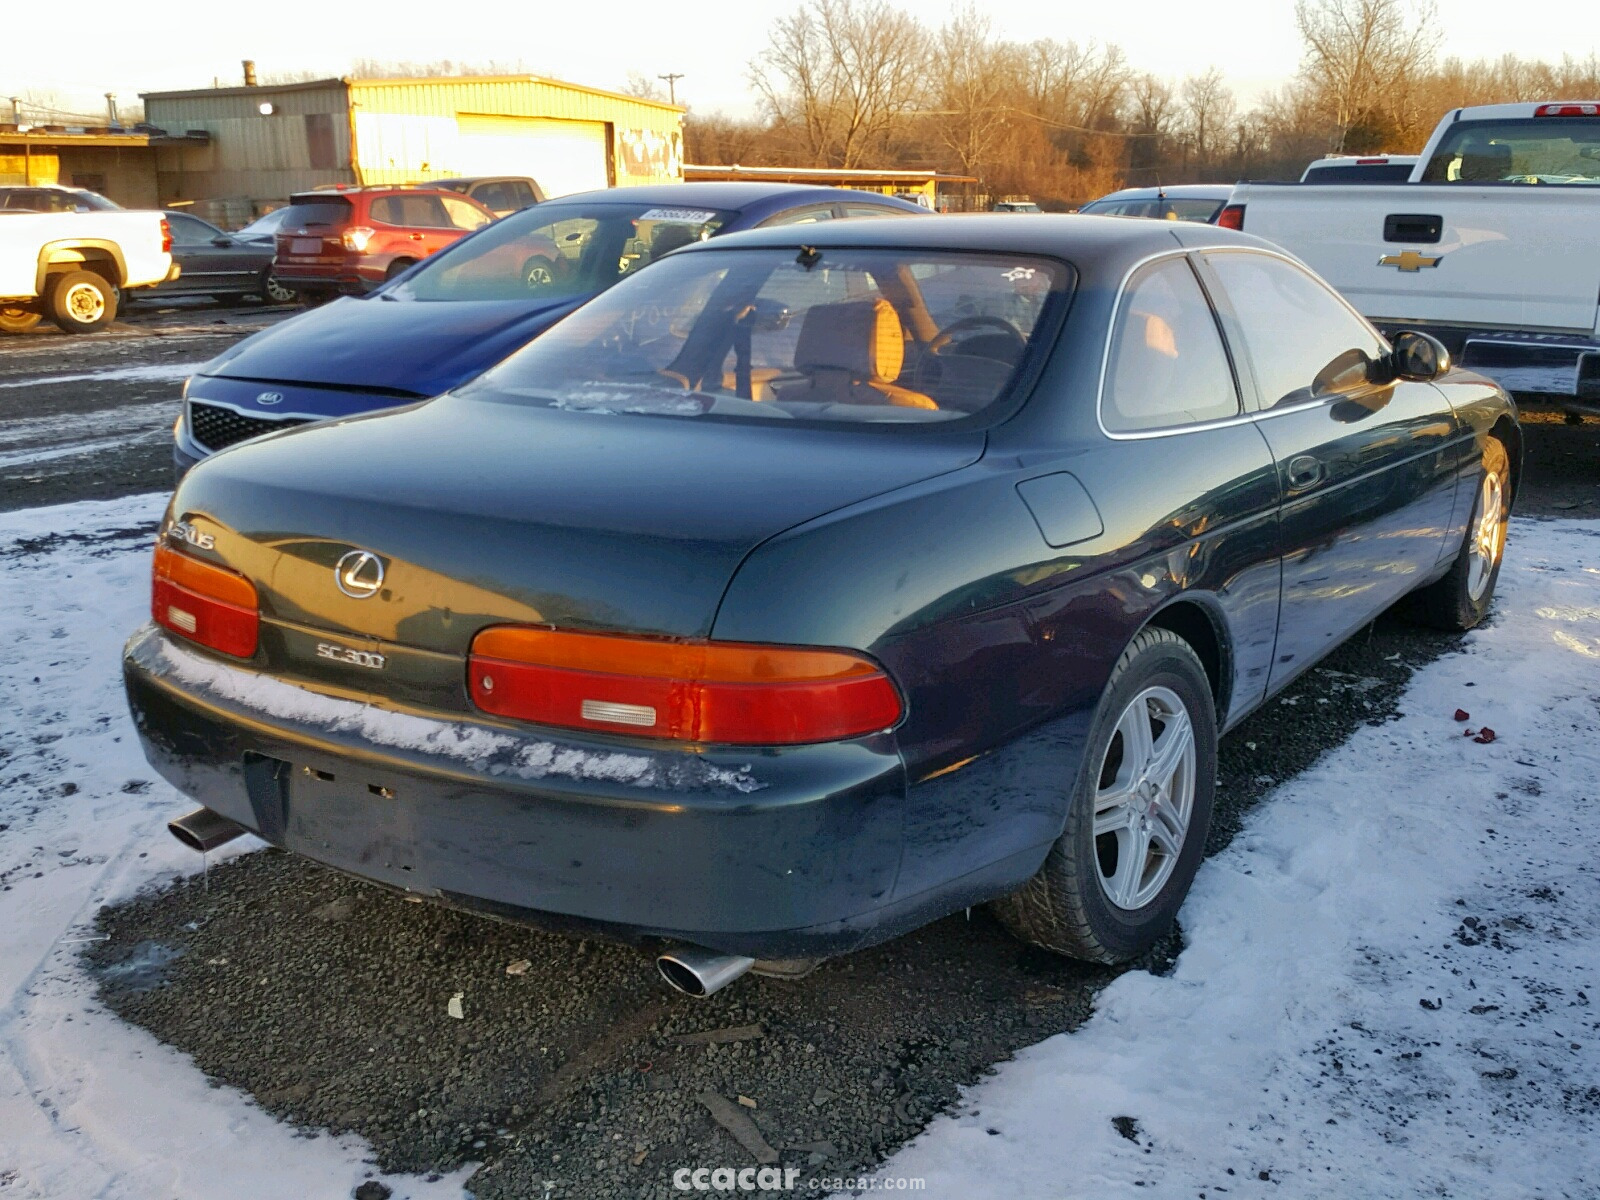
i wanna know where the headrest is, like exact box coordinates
[794,299,905,383]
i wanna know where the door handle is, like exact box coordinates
[1286,455,1324,490]
[409,233,425,240]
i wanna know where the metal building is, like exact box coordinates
[142,74,684,222]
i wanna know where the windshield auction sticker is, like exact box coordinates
[638,208,719,223]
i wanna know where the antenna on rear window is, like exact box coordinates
[796,245,822,270]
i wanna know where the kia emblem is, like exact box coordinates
[256,391,284,406]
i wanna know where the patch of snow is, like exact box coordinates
[0,361,202,389]
[549,381,710,416]
[0,493,469,1200]
[0,401,175,470]
[146,636,764,794]
[873,518,1600,1198]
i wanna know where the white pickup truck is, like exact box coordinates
[0,210,176,334]
[1222,102,1600,416]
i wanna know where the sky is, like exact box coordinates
[6,0,1599,123]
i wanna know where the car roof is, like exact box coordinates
[287,186,466,200]
[544,182,924,210]
[676,212,1275,274]
[427,176,536,186]
[1088,184,1233,202]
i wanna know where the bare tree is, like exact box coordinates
[1180,67,1237,171]
[1294,0,1440,150]
[751,0,931,167]
[927,4,1016,183]
[622,72,665,101]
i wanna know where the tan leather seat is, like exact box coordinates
[777,299,937,410]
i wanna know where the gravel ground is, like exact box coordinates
[0,316,1591,1198]
[84,612,1464,1200]
[0,301,292,512]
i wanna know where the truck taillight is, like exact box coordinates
[467,627,904,746]
[152,542,259,659]
[1215,204,1245,231]
[1534,102,1600,116]
[341,226,376,252]
[160,218,172,254]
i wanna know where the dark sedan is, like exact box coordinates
[145,211,295,305]
[126,216,1518,997]
[173,183,928,475]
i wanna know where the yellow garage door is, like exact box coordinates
[455,114,611,198]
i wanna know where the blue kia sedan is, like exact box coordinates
[130,216,1517,997]
[173,184,928,475]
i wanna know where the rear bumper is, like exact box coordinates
[271,260,377,294]
[123,626,1041,959]
[1381,324,1600,413]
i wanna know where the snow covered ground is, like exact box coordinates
[2,492,1597,1200]
[879,523,1600,1198]
[0,494,469,1200]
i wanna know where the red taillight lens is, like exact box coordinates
[160,217,172,254]
[1215,203,1245,231]
[152,542,259,658]
[468,627,903,746]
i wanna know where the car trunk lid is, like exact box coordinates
[171,394,983,709]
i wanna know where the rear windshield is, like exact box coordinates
[281,199,353,231]
[388,202,733,303]
[459,247,1070,426]
[1420,118,1600,184]
[1302,162,1414,183]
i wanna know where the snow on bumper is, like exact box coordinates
[122,626,908,956]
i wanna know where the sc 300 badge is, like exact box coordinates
[316,642,386,670]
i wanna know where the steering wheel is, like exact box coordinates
[929,315,1027,359]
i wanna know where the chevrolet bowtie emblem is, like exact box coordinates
[1378,250,1442,272]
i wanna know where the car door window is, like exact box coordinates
[441,195,493,231]
[470,182,513,213]
[760,205,836,227]
[1204,252,1386,410]
[168,214,219,245]
[841,204,907,218]
[1103,257,1239,433]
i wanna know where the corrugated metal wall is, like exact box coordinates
[144,82,354,210]
[350,78,682,188]
[141,77,683,211]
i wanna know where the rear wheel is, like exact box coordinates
[385,258,417,282]
[47,270,117,333]
[261,273,297,305]
[1406,437,1511,631]
[0,304,42,334]
[992,627,1216,963]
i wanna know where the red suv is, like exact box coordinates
[273,186,496,299]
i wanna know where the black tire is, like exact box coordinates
[991,626,1217,963]
[47,269,117,333]
[385,257,416,282]
[298,290,332,308]
[1406,437,1511,631]
[0,304,42,334]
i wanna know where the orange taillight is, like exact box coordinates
[152,542,258,658]
[468,627,902,746]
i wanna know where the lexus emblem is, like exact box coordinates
[256,391,284,406]
[334,550,385,599]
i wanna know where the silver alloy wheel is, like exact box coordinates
[63,281,106,324]
[1467,461,1508,602]
[264,276,296,304]
[1094,684,1197,911]
[526,261,555,287]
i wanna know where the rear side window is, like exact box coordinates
[1103,257,1239,433]
[1203,252,1385,409]
[842,204,909,218]
[1163,199,1225,222]
[762,205,836,227]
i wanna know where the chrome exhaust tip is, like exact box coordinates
[656,947,756,998]
[167,807,247,854]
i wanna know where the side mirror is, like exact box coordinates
[1311,347,1376,398]
[1387,330,1451,381]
